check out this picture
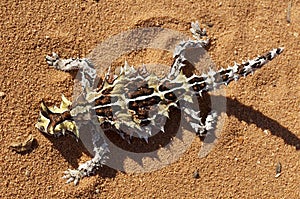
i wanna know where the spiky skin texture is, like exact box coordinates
[35,22,283,185]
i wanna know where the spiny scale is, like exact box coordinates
[35,21,283,185]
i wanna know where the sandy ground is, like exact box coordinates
[1,0,299,198]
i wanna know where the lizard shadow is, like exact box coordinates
[105,94,300,169]
[196,95,300,149]
[45,93,299,179]
[44,134,118,179]
[225,96,300,149]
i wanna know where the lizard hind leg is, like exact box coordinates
[168,21,210,79]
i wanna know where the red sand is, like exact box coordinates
[1,0,299,198]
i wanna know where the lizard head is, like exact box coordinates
[35,95,79,139]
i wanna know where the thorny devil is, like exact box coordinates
[35,22,283,185]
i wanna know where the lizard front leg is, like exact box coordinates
[63,141,109,185]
